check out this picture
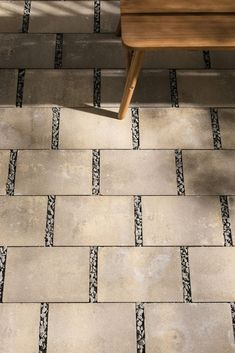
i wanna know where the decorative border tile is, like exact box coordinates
[210,108,222,150]
[51,107,61,150]
[0,247,7,303]
[54,34,63,69]
[22,0,31,33]
[180,246,192,303]
[175,149,185,196]
[203,50,211,69]
[169,69,179,107]
[92,149,100,195]
[94,0,101,33]
[134,195,143,247]
[89,246,98,303]
[136,303,145,353]
[220,196,233,247]
[16,69,25,108]
[6,150,18,196]
[45,195,56,247]
[131,107,140,150]
[39,303,49,353]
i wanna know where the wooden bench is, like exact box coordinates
[117,0,235,119]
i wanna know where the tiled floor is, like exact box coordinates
[0,1,235,353]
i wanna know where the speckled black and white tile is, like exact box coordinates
[16,69,25,108]
[22,1,31,33]
[51,107,60,150]
[175,149,185,196]
[134,195,143,247]
[220,196,233,247]
[45,195,56,247]
[94,0,101,33]
[131,107,140,150]
[180,246,192,303]
[210,108,222,150]
[39,303,49,353]
[169,69,179,107]
[89,246,98,303]
[0,247,7,303]
[94,68,101,107]
[231,303,235,342]
[203,50,211,69]
[54,34,63,69]
[6,150,18,196]
[92,149,100,195]
[136,303,145,353]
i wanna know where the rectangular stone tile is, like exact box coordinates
[59,108,132,149]
[229,196,235,238]
[54,196,134,246]
[3,247,89,302]
[0,1,24,33]
[210,51,235,69]
[189,247,235,301]
[139,108,213,149]
[0,196,47,246]
[144,50,204,69]
[0,34,55,68]
[100,0,120,33]
[183,150,235,195]
[0,150,9,195]
[145,303,235,353]
[0,108,52,149]
[101,69,171,107]
[29,1,94,33]
[15,150,92,195]
[23,70,93,107]
[219,109,235,149]
[0,69,18,106]
[47,303,136,353]
[98,247,183,302]
[0,303,40,353]
[100,150,177,195]
[142,196,223,246]
[178,70,235,107]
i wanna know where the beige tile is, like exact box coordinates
[3,247,89,302]
[178,70,235,107]
[139,108,213,149]
[0,304,40,353]
[0,196,47,246]
[59,108,132,149]
[0,150,9,195]
[54,196,134,246]
[0,2,24,33]
[101,69,171,107]
[23,70,93,107]
[30,1,94,33]
[145,303,235,353]
[47,303,136,353]
[219,109,235,149]
[0,69,18,106]
[100,1,120,33]
[15,150,92,195]
[142,196,223,246]
[189,247,235,301]
[229,196,235,238]
[183,150,235,195]
[100,150,177,195]
[0,108,52,149]
[98,247,183,302]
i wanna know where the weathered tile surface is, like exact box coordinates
[0,69,18,106]
[4,247,90,302]
[100,0,120,33]
[219,109,235,149]
[0,2,24,33]
[0,150,9,195]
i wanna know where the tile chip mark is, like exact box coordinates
[203,50,211,69]
[136,303,145,353]
[220,196,233,247]
[210,108,222,150]
[6,150,18,196]
[51,107,61,150]
[39,303,49,353]
[169,69,179,108]
[134,196,143,247]
[180,246,192,303]
[45,196,56,247]
[231,303,235,343]
[54,34,63,69]
[92,150,100,195]
[175,149,185,196]
[16,69,25,108]
[0,247,7,303]
[132,108,140,150]
[89,246,98,303]
[94,0,101,33]
[22,0,31,33]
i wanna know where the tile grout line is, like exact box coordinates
[175,149,185,196]
[6,150,18,196]
[39,302,49,353]
[220,196,233,247]
[136,303,146,353]
[0,247,7,303]
[230,303,235,343]
[132,107,140,150]
[203,50,211,69]
[169,69,179,108]
[180,246,192,303]
[89,246,98,303]
[16,69,25,108]
[54,34,63,69]
[210,108,222,150]
[94,0,101,33]
[22,0,31,33]
[51,107,61,150]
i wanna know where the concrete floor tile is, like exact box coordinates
[0,2,24,33]
[219,109,235,149]
[0,150,9,195]
[0,69,18,106]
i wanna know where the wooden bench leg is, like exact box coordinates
[118,50,144,120]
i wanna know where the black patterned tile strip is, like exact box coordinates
[94,0,101,33]
[0,247,7,303]
[231,303,235,343]
[6,150,18,196]
[39,303,49,353]
[89,246,98,303]
[175,149,185,196]
[45,196,56,247]
[180,246,192,303]
[92,150,100,195]
[210,108,222,150]
[51,107,61,150]
[94,68,101,108]
[132,107,140,150]
[134,196,143,247]
[22,0,31,33]
[54,34,63,69]
[169,69,179,108]
[203,50,211,69]
[16,69,25,108]
[220,196,233,247]
[136,303,145,353]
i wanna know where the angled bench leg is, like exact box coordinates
[118,50,144,120]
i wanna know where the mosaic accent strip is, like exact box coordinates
[180,246,192,303]
[22,0,31,33]
[169,69,179,108]
[203,50,211,69]
[136,303,145,353]
[92,149,100,195]
[39,303,49,353]
[134,196,143,247]
[94,0,101,33]
[94,68,101,107]
[131,107,140,150]
[89,246,98,303]
[220,196,233,247]
[175,149,185,196]
[231,303,235,342]
[210,108,222,150]
[54,34,63,69]
[6,150,18,196]
[0,247,7,303]
[16,69,25,108]
[51,107,61,150]
[45,196,56,247]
